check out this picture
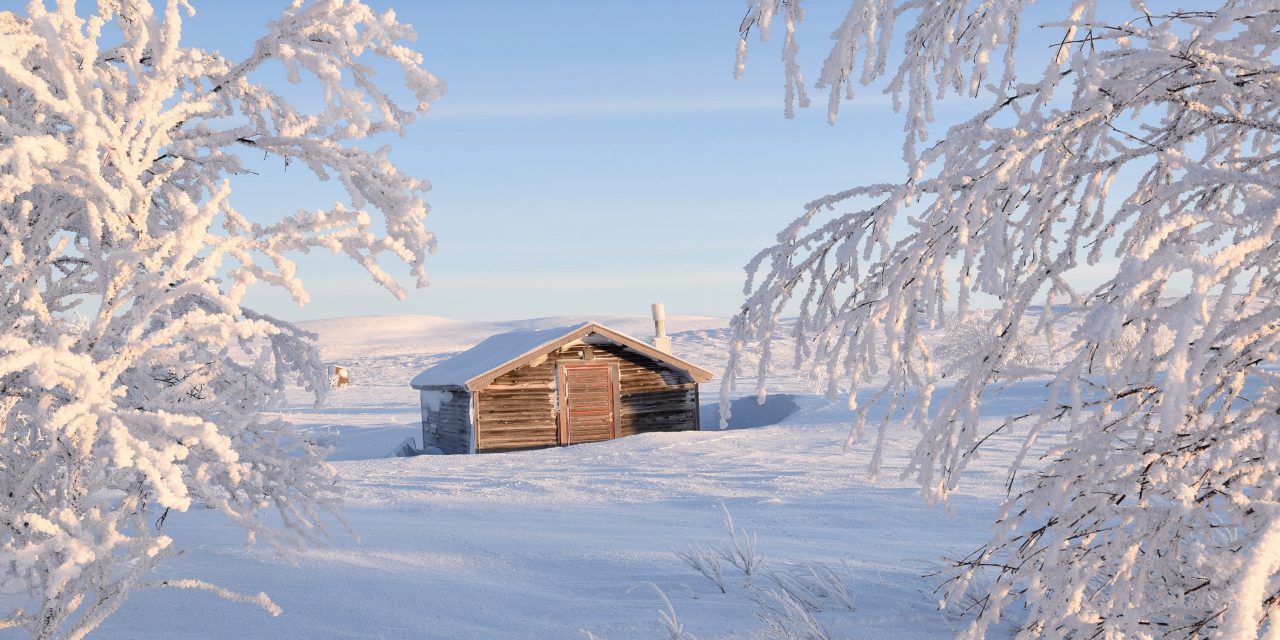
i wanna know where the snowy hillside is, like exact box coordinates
[85,314,1050,639]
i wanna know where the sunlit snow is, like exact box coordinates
[83,314,1055,639]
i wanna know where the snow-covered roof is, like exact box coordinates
[410,322,714,392]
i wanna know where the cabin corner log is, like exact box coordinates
[419,386,471,454]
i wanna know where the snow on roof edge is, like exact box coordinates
[409,322,592,390]
[409,321,714,391]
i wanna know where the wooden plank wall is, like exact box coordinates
[474,342,698,452]
[420,387,472,454]
[474,363,557,451]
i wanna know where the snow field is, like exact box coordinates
[85,315,1041,639]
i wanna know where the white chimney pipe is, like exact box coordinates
[651,302,672,353]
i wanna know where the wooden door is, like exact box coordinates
[557,363,617,445]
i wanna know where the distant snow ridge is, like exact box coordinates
[299,314,726,360]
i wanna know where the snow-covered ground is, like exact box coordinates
[85,314,1046,639]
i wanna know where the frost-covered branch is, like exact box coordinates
[0,1,443,637]
[731,1,1280,637]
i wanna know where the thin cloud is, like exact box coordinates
[428,270,744,289]
[427,95,887,120]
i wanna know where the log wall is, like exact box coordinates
[420,386,472,455]
[473,342,699,452]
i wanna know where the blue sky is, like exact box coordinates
[157,0,938,322]
[4,0,1021,321]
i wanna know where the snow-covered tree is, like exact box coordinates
[932,310,1042,380]
[0,1,442,637]
[729,1,1280,637]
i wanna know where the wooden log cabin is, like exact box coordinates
[410,322,714,454]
